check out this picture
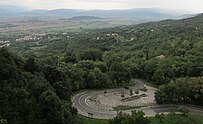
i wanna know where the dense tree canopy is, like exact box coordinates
[155,76,203,106]
[109,111,150,124]
[9,14,203,86]
[0,48,82,124]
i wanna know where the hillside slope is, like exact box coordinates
[9,14,203,85]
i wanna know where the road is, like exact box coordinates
[72,79,203,119]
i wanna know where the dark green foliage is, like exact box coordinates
[53,81,71,100]
[76,49,103,61]
[42,65,65,84]
[95,61,108,73]
[64,51,76,63]
[109,62,131,85]
[155,113,165,122]
[68,67,85,91]
[129,89,133,96]
[9,14,203,86]
[155,77,203,106]
[76,60,96,71]
[109,110,150,124]
[86,72,97,88]
[24,57,38,73]
[151,114,203,124]
[179,107,189,116]
[0,49,81,124]
[68,58,125,90]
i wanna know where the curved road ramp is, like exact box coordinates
[72,79,203,119]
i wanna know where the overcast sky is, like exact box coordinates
[0,0,203,12]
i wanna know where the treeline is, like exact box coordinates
[65,48,202,85]
[126,57,203,85]
[155,76,203,106]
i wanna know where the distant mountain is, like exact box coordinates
[68,16,104,20]
[0,5,27,15]
[29,9,49,14]
[0,8,13,16]
[0,5,27,13]
[177,13,199,19]
[39,8,194,21]
[0,6,197,23]
[46,9,84,16]
[86,9,173,20]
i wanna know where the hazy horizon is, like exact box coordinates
[0,0,203,13]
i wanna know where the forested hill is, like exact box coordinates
[103,13,203,59]
[10,13,203,86]
[106,13,203,84]
[0,48,82,124]
[61,13,203,59]
[68,16,103,20]
[87,12,201,82]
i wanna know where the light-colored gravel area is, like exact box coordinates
[86,86,157,111]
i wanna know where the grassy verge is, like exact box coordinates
[150,114,203,124]
[80,115,109,124]
[80,114,203,124]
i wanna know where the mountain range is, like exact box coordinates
[0,5,196,21]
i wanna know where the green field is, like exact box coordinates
[81,115,203,124]
[150,115,203,124]
[80,116,109,124]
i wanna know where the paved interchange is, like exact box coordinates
[72,79,203,119]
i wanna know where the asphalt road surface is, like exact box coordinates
[72,79,203,119]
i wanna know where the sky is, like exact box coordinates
[0,0,203,13]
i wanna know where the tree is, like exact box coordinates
[42,65,65,84]
[109,62,131,86]
[86,72,96,88]
[128,110,150,124]
[64,51,76,63]
[76,60,95,71]
[129,89,133,96]
[109,112,127,124]
[53,81,72,100]
[24,57,38,73]
[179,107,189,116]
[109,110,150,124]
[70,106,78,115]
[135,90,139,94]
[121,93,125,99]
[76,49,103,61]
[34,89,65,124]
[95,67,112,88]
[69,67,85,91]
[155,113,165,123]
[0,49,81,124]
[95,61,108,73]
[103,51,121,69]
[155,77,203,106]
